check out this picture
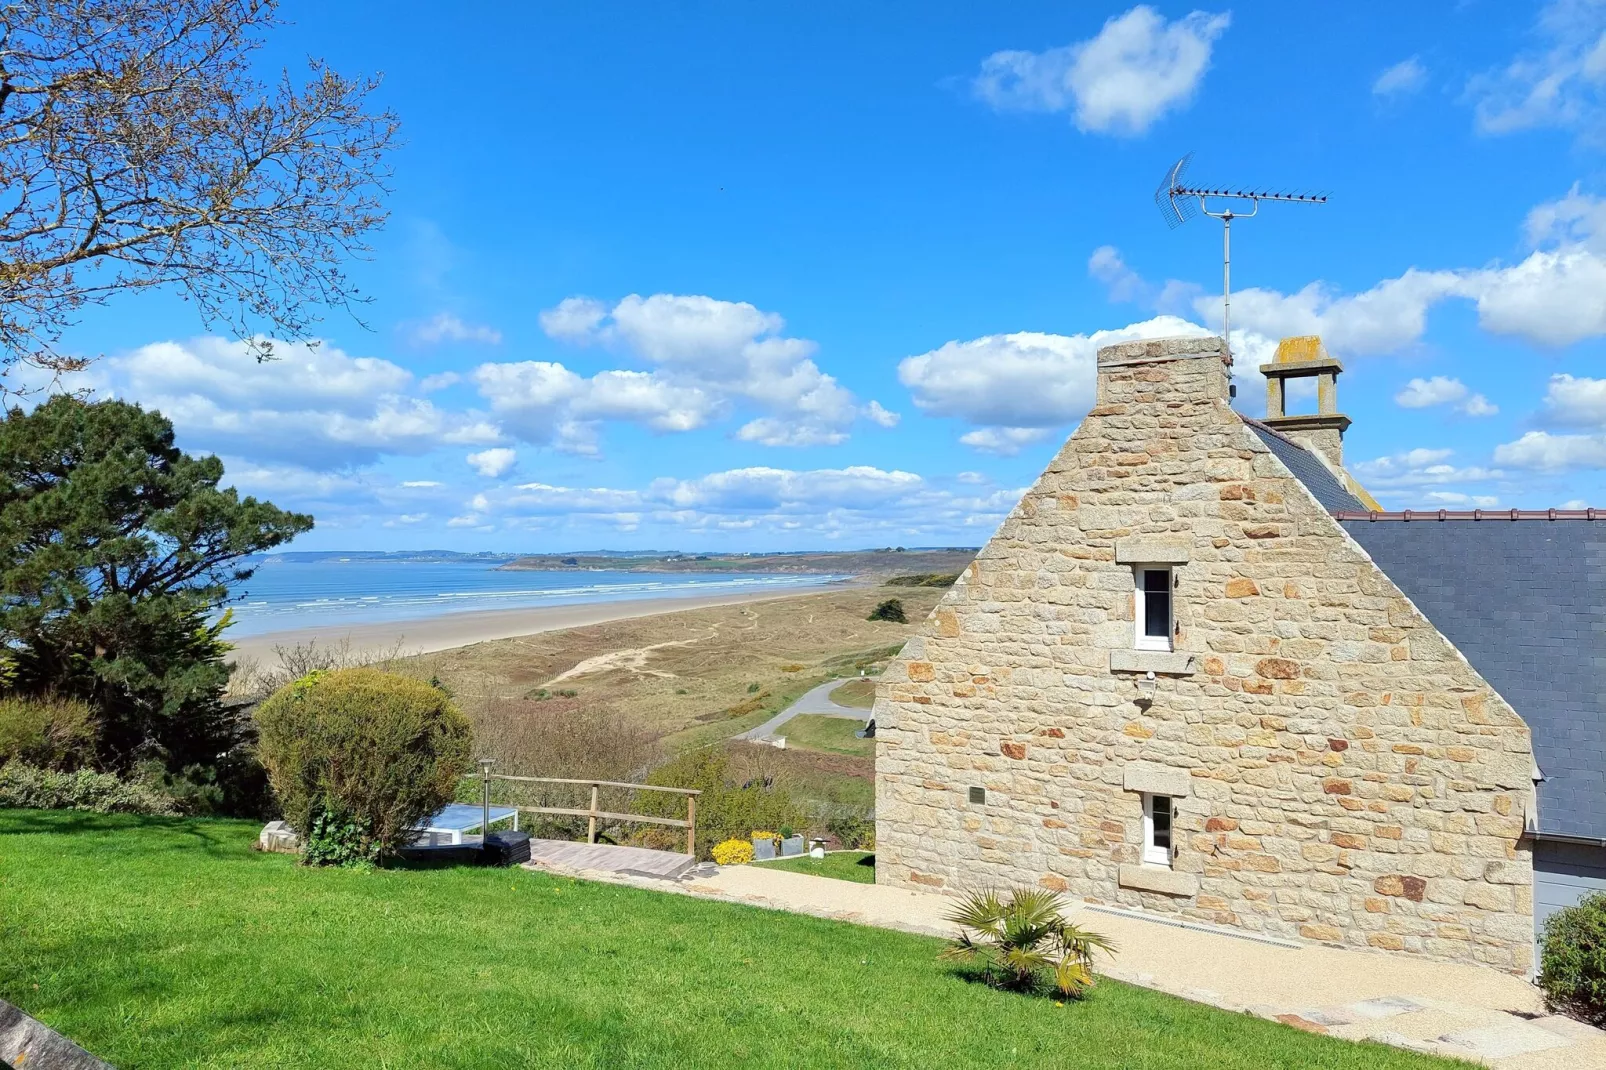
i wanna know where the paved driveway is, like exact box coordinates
[735,679,869,741]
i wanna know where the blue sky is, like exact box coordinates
[41,1,1606,551]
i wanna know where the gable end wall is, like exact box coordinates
[873,341,1536,972]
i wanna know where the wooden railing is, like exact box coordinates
[470,762,700,857]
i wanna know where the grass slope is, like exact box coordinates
[756,850,877,883]
[0,811,1467,1070]
[782,715,873,757]
[826,678,876,709]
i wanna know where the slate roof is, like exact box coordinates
[1242,418,1367,513]
[1338,518,1606,841]
[1246,420,1606,840]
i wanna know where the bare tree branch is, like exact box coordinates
[0,0,397,393]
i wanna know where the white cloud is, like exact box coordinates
[1421,491,1501,507]
[401,480,443,488]
[1493,430,1606,472]
[1494,374,1606,473]
[1468,0,1606,139]
[1351,448,1504,488]
[864,400,901,428]
[1539,373,1606,426]
[899,316,1212,448]
[1177,185,1606,352]
[974,6,1230,136]
[446,514,487,529]
[383,512,430,527]
[958,427,1056,457]
[1393,376,1498,416]
[1373,57,1427,98]
[408,313,502,346]
[955,471,989,485]
[499,292,887,452]
[70,337,503,470]
[467,447,518,478]
[418,372,460,392]
[468,463,1021,541]
[538,297,608,343]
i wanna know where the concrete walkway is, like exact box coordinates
[519,853,1606,1068]
[735,678,869,741]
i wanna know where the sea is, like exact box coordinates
[221,558,844,639]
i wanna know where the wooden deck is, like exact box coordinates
[524,838,699,880]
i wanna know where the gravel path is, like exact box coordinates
[735,679,869,741]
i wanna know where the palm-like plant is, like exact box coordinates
[940,887,1116,998]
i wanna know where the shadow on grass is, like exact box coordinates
[0,809,253,861]
[856,853,875,869]
[940,962,1095,1005]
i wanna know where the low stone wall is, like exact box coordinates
[1,998,115,1069]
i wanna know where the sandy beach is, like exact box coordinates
[227,586,831,665]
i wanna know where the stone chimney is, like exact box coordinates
[1259,335,1350,467]
[1095,335,1229,407]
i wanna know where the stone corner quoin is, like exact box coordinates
[871,334,1536,974]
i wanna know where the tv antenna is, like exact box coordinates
[1155,153,1327,365]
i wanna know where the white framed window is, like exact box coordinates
[1134,566,1174,651]
[1142,793,1174,867]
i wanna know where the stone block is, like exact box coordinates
[1115,537,1191,564]
[1118,864,1199,897]
[1109,649,1197,675]
[1123,762,1193,797]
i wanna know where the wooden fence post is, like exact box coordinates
[685,794,696,858]
[588,784,599,844]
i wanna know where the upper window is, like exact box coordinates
[1134,567,1173,651]
[1143,793,1174,867]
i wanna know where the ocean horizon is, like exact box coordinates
[220,558,844,639]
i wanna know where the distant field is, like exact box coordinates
[402,586,940,813]
[499,548,976,578]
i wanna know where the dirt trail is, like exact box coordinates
[539,629,719,686]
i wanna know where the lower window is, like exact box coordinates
[1143,793,1173,867]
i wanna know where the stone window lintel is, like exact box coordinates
[1123,761,1193,798]
[1115,538,1191,565]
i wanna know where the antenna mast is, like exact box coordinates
[1155,153,1327,365]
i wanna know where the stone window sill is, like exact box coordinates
[1109,649,1197,675]
[1118,864,1200,898]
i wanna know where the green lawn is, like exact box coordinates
[756,849,877,883]
[0,810,1468,1069]
[782,714,873,756]
[826,677,876,709]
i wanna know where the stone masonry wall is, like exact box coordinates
[874,336,1536,973]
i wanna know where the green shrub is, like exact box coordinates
[867,598,907,623]
[1540,891,1606,1023]
[0,695,97,769]
[255,668,473,864]
[0,759,177,814]
[884,573,959,588]
[640,747,803,860]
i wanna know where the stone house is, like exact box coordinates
[874,334,1605,975]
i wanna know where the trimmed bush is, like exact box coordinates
[0,759,177,814]
[0,695,97,769]
[255,668,472,865]
[1540,891,1606,1023]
